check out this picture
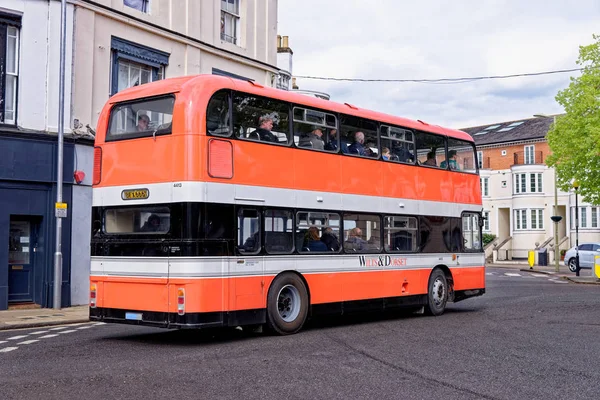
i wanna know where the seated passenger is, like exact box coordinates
[347,131,367,156]
[137,114,150,131]
[321,227,340,251]
[304,227,328,252]
[440,150,460,170]
[423,151,437,166]
[382,147,391,160]
[140,214,161,232]
[254,116,279,143]
[298,128,325,150]
[324,129,338,151]
[344,227,368,251]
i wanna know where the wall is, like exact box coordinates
[478,141,551,170]
[2,0,74,133]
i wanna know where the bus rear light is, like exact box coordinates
[93,146,102,185]
[90,283,97,308]
[177,288,185,315]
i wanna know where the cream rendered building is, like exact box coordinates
[72,0,279,130]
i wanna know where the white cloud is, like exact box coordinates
[277,0,600,129]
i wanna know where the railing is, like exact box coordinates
[513,151,544,165]
[463,157,491,170]
[536,237,554,249]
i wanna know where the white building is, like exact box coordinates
[461,115,600,264]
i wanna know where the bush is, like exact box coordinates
[482,233,497,247]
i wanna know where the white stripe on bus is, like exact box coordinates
[92,181,481,218]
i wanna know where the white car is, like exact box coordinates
[563,243,600,272]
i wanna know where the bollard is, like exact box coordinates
[528,250,535,270]
[595,255,600,281]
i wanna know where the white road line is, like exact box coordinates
[30,331,49,335]
[6,335,28,340]
[550,279,569,284]
[58,330,77,334]
[0,347,18,353]
[505,273,522,277]
[17,340,39,345]
[49,327,67,331]
[76,326,92,330]
[531,274,548,277]
[93,322,106,326]
[39,334,59,339]
[0,341,7,344]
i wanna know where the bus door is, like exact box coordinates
[232,208,265,312]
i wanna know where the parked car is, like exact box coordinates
[563,243,600,272]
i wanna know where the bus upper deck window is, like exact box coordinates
[107,95,175,141]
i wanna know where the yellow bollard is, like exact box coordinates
[595,255,600,279]
[528,250,535,269]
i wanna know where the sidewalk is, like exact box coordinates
[0,305,90,331]
[487,262,600,285]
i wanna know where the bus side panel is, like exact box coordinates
[97,277,170,312]
[340,269,429,302]
[449,266,485,290]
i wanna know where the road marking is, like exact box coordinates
[30,331,49,335]
[58,330,77,334]
[505,273,521,277]
[6,335,28,340]
[0,347,18,353]
[93,322,106,326]
[0,341,7,344]
[50,327,67,331]
[531,274,548,277]
[17,340,39,345]
[76,326,92,330]
[549,278,568,284]
[39,334,59,339]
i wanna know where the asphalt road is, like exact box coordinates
[1,268,599,400]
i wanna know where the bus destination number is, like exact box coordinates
[121,189,150,200]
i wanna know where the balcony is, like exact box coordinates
[513,151,544,165]
[463,156,490,170]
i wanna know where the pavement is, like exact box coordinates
[0,262,597,331]
[0,304,89,331]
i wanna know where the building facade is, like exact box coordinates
[461,115,600,262]
[0,0,279,310]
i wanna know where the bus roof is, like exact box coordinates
[107,74,473,142]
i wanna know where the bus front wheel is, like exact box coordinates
[425,268,448,316]
[266,273,309,335]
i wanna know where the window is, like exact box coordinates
[581,207,587,228]
[264,209,294,254]
[531,209,544,230]
[293,106,338,152]
[0,14,20,124]
[107,95,174,141]
[514,173,542,194]
[238,209,260,254]
[514,209,527,230]
[416,131,446,168]
[110,37,169,96]
[380,125,415,164]
[462,213,482,251]
[296,212,340,253]
[221,0,240,45]
[233,93,290,145]
[124,0,149,12]
[104,206,170,234]
[447,138,476,171]
[483,211,490,232]
[592,208,598,228]
[514,174,527,194]
[207,90,231,136]
[530,173,543,193]
[524,145,535,164]
[384,216,418,252]
[476,151,483,169]
[480,177,489,197]
[340,115,379,158]
[343,214,381,253]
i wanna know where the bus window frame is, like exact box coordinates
[101,204,172,235]
[339,114,381,160]
[382,215,420,254]
[106,94,176,142]
[206,89,233,138]
[461,211,483,252]
[379,124,417,165]
[236,207,262,255]
[415,130,448,170]
[291,105,339,154]
[446,139,480,175]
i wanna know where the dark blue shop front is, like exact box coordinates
[0,131,76,310]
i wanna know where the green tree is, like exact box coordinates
[546,34,600,204]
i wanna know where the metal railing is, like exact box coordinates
[513,151,544,165]
[463,157,490,170]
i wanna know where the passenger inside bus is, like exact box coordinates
[321,227,340,251]
[137,113,150,131]
[298,127,325,150]
[253,116,279,142]
[440,150,460,170]
[348,131,367,155]
[423,151,437,166]
[140,214,161,232]
[324,129,338,151]
[303,227,328,252]
[344,227,368,252]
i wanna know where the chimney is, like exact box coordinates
[292,77,298,89]
[282,35,289,48]
[277,35,282,48]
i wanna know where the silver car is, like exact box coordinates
[563,243,600,272]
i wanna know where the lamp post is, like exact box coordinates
[533,113,560,272]
[572,180,580,276]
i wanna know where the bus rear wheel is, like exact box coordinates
[266,273,309,335]
[425,268,448,316]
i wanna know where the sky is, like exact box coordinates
[276,0,600,130]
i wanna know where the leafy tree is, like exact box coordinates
[546,34,600,205]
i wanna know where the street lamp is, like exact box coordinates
[572,179,580,276]
[533,113,560,272]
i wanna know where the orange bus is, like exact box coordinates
[89,74,485,335]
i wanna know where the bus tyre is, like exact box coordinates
[425,268,448,316]
[266,273,309,335]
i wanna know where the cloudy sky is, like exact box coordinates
[277,0,600,130]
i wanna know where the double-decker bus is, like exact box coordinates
[89,74,485,335]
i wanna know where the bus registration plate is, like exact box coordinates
[121,189,149,200]
[125,312,143,321]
